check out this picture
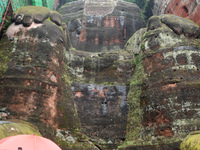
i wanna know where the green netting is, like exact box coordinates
[43,0,54,10]
[10,0,55,11]
[47,0,54,10]
[32,0,43,6]
[11,0,29,12]
[0,0,8,23]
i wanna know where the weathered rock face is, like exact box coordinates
[0,2,145,149]
[67,48,133,149]
[0,120,42,139]
[72,83,129,148]
[120,14,200,149]
[153,0,170,15]
[0,6,79,131]
[59,0,145,52]
[0,6,97,150]
[0,3,145,149]
[153,0,200,26]
[58,0,145,149]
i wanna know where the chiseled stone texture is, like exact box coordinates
[59,0,145,52]
[121,14,200,149]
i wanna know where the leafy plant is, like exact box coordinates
[0,15,12,39]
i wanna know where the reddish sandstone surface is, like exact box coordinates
[71,83,129,147]
[123,14,200,149]
[0,3,141,149]
[59,0,144,148]
[153,0,200,26]
[60,0,145,52]
[67,48,134,149]
[0,6,80,138]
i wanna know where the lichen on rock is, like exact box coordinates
[0,120,41,139]
[125,28,146,54]
[180,131,200,150]
[120,14,200,149]
[0,38,12,77]
[0,6,83,150]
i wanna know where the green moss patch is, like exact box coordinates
[180,131,200,150]
[0,38,12,77]
[118,52,144,150]
[0,120,41,139]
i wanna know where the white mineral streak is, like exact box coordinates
[163,49,200,70]
[153,0,171,15]
[119,16,124,29]
[144,32,181,51]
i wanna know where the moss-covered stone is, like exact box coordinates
[119,52,144,149]
[50,11,62,26]
[1,7,81,149]
[8,6,65,46]
[180,131,200,150]
[34,7,51,23]
[125,28,146,54]
[0,120,41,139]
[12,6,51,26]
[160,14,200,37]
[0,37,12,77]
[147,16,162,31]
[119,14,200,150]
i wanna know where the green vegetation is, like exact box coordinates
[0,120,41,139]
[0,15,12,39]
[0,38,12,77]
[118,52,144,149]
[0,49,10,76]
[142,0,154,23]
[125,52,144,142]
[124,0,146,9]
[180,131,200,150]
[125,0,154,24]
